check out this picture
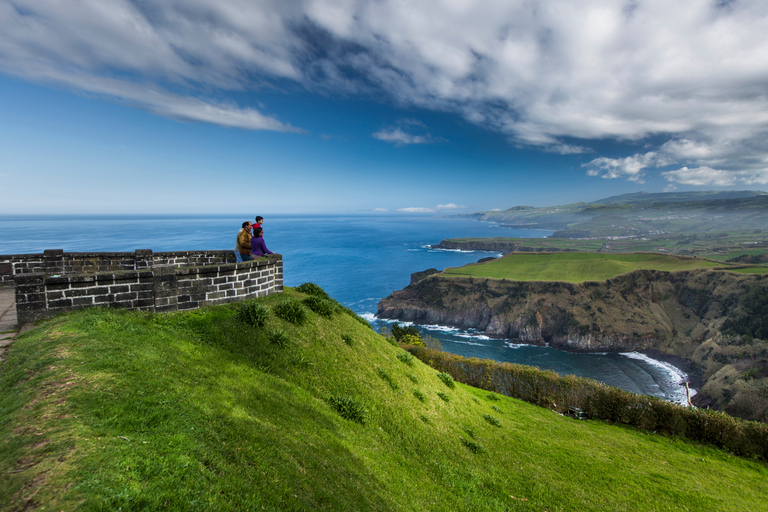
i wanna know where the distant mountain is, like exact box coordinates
[592,190,768,205]
[462,190,768,238]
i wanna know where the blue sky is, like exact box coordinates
[1,1,768,215]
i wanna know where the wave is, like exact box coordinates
[620,351,696,405]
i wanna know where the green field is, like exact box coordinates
[443,252,724,282]
[2,288,766,511]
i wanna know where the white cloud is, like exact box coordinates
[436,203,466,210]
[372,128,431,146]
[662,167,768,186]
[397,207,435,213]
[583,152,663,183]
[1,0,768,180]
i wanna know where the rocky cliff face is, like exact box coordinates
[379,268,757,351]
[377,268,768,421]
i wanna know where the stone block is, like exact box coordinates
[48,298,73,308]
[73,297,94,306]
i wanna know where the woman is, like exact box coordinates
[250,227,274,259]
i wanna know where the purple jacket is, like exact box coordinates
[250,236,273,257]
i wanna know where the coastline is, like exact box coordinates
[370,313,692,403]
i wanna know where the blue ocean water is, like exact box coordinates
[0,214,690,402]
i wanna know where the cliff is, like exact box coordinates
[377,269,768,421]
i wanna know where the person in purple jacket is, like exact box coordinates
[250,227,274,259]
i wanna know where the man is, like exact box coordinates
[234,221,253,262]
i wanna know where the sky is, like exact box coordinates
[1,0,768,215]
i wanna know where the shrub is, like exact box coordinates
[399,333,425,346]
[413,390,426,402]
[486,393,500,401]
[236,301,269,328]
[491,405,502,413]
[437,372,455,388]
[437,392,450,402]
[376,368,399,390]
[483,414,501,427]
[328,395,368,424]
[405,345,768,461]
[406,373,419,384]
[267,329,290,347]
[419,414,431,424]
[397,351,415,366]
[341,334,354,346]
[424,335,443,350]
[274,299,308,325]
[303,295,337,318]
[295,282,331,299]
[461,437,486,454]
[391,323,421,342]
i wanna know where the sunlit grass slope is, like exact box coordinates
[1,288,766,511]
[443,252,723,282]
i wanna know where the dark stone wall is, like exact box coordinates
[4,250,282,325]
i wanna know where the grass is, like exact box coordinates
[729,266,768,274]
[1,288,767,511]
[443,252,724,283]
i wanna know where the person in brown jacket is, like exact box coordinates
[234,221,253,262]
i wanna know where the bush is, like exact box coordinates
[295,282,331,299]
[274,299,308,325]
[461,437,486,454]
[391,323,421,342]
[341,334,354,346]
[413,390,426,402]
[483,414,501,427]
[437,392,450,402]
[397,352,415,366]
[405,346,768,461]
[236,301,269,328]
[267,329,289,347]
[376,367,399,390]
[400,334,425,346]
[303,295,337,318]
[328,395,368,424]
[437,372,455,388]
[424,334,443,350]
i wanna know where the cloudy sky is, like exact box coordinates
[1,0,768,214]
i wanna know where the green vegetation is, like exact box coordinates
[408,346,768,460]
[1,289,767,511]
[443,252,723,283]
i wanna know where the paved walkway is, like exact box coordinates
[0,286,18,364]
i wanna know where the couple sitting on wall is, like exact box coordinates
[234,216,274,262]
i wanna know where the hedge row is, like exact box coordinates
[405,346,768,461]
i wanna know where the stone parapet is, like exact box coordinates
[2,250,282,325]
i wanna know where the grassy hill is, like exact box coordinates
[442,252,724,283]
[2,288,767,511]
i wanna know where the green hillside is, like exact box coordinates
[1,288,766,511]
[443,252,724,283]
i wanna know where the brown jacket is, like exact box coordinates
[236,228,252,254]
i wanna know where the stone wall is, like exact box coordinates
[1,249,283,325]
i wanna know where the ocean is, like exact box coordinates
[0,213,691,403]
